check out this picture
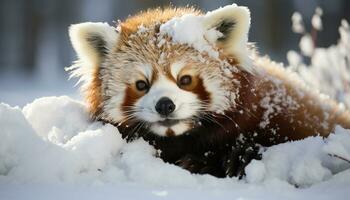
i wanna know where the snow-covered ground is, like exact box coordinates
[1,5,350,200]
[1,96,350,200]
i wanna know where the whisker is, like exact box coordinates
[234,102,258,119]
[118,113,139,125]
[220,113,242,131]
[130,122,142,136]
[193,112,227,132]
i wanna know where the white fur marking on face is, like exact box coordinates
[150,122,190,136]
[104,92,126,122]
[136,108,162,123]
[170,61,186,79]
[136,64,153,80]
[201,74,231,112]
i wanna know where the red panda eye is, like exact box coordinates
[179,75,192,86]
[136,80,148,91]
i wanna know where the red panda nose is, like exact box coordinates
[155,97,176,116]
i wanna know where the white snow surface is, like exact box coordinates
[1,96,350,200]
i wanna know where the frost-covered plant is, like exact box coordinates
[287,8,350,108]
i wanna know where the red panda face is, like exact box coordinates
[123,63,208,136]
[100,29,238,136]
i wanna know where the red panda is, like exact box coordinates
[67,4,350,178]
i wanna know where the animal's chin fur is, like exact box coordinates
[117,112,204,137]
[150,121,190,136]
[149,117,203,136]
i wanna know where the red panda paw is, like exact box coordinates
[222,142,262,178]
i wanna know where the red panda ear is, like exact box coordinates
[203,5,252,70]
[69,22,119,67]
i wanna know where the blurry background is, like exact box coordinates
[0,0,349,106]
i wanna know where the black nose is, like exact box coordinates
[155,97,176,116]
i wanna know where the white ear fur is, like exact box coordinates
[69,22,119,67]
[203,4,252,71]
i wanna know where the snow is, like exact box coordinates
[291,12,305,34]
[159,12,222,59]
[248,136,333,187]
[324,126,350,166]
[312,7,323,31]
[286,50,302,68]
[1,5,350,200]
[22,96,91,143]
[1,96,350,199]
[0,98,125,184]
[299,34,314,56]
[288,18,350,108]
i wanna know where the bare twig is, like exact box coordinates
[328,154,350,164]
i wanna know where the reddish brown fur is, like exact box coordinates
[120,7,201,36]
[230,65,350,145]
[121,86,144,119]
[166,128,175,137]
[189,77,211,103]
[86,67,103,118]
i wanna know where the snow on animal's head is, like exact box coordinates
[68,4,251,136]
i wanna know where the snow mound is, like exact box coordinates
[0,98,125,184]
[0,97,221,186]
[0,96,350,190]
[245,128,350,187]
